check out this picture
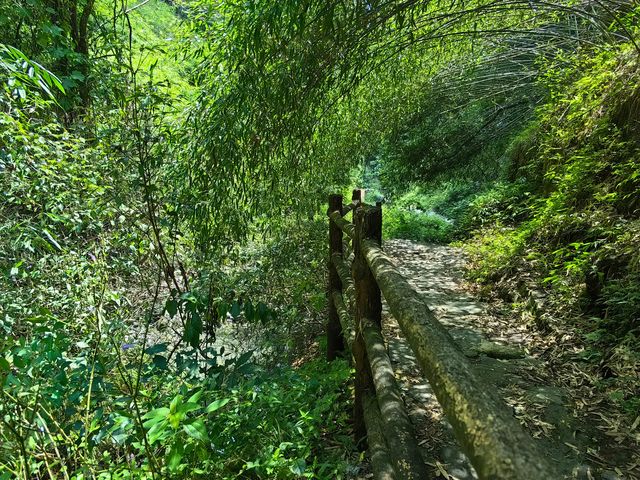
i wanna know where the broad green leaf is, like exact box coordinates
[230,301,241,318]
[182,419,208,442]
[165,299,178,318]
[168,412,184,430]
[152,355,167,370]
[235,350,253,366]
[167,441,184,472]
[142,407,170,429]
[147,420,168,444]
[184,313,202,349]
[169,395,182,414]
[290,458,306,475]
[217,301,229,319]
[206,398,230,413]
[244,300,254,321]
[146,343,168,355]
[187,390,202,404]
[177,402,201,415]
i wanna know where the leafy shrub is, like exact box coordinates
[192,216,330,364]
[602,274,640,335]
[0,108,146,338]
[393,182,480,221]
[463,224,533,282]
[460,181,533,230]
[200,358,353,479]
[383,207,453,243]
[380,180,492,243]
[0,56,354,479]
[460,44,640,420]
[1,307,354,479]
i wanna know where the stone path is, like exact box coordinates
[379,239,624,480]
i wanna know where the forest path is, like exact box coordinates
[380,239,623,480]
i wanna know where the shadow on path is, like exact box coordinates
[380,239,599,479]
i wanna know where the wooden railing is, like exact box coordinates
[326,190,558,480]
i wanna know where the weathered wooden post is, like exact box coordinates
[327,194,345,361]
[352,188,364,206]
[352,202,382,447]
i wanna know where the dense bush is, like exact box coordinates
[461,45,640,412]
[383,207,453,243]
[1,309,353,478]
[0,96,355,477]
[1,8,357,478]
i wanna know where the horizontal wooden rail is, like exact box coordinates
[327,192,426,479]
[361,238,557,479]
[342,238,353,258]
[327,194,345,361]
[363,393,395,480]
[327,190,556,479]
[341,200,359,216]
[332,290,354,350]
[331,252,354,296]
[328,210,355,238]
[362,317,428,479]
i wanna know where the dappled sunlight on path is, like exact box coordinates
[380,240,586,479]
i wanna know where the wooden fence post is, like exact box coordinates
[327,194,345,361]
[352,203,382,447]
[352,188,365,205]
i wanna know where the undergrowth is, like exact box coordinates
[368,39,640,421]
[463,45,640,415]
[1,310,353,478]
[0,23,355,476]
[383,207,453,243]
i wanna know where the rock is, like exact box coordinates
[601,470,622,480]
[471,340,526,359]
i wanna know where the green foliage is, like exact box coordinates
[3,0,640,477]
[460,42,640,412]
[468,43,640,295]
[463,223,533,283]
[1,307,353,478]
[0,0,97,110]
[0,37,353,478]
[0,44,65,103]
[96,0,187,89]
[198,359,353,479]
[461,181,534,230]
[179,0,594,248]
[189,215,329,363]
[383,208,453,243]
[378,98,528,197]
[0,106,145,336]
